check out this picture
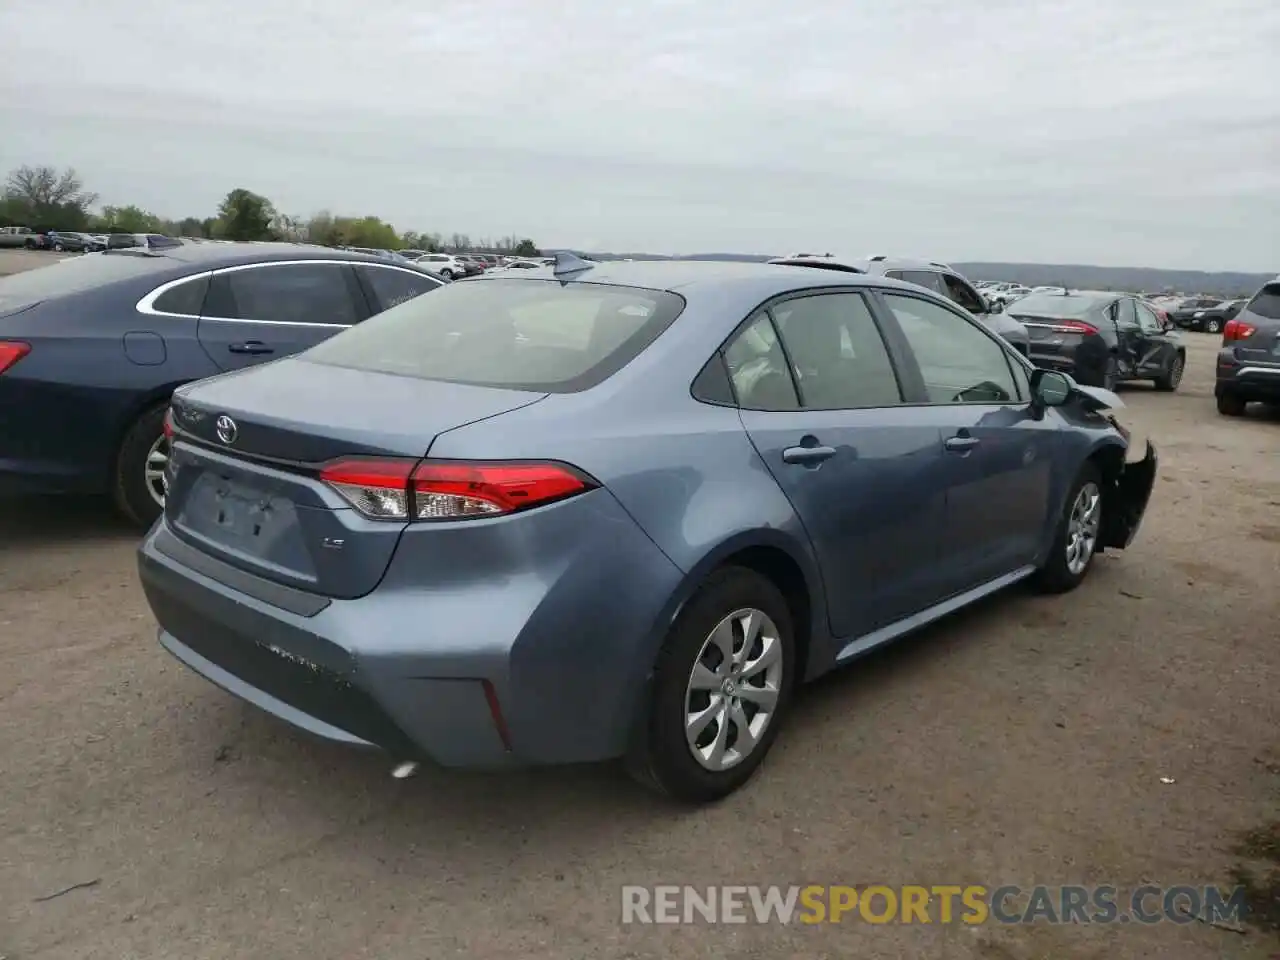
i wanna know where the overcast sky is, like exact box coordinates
[2,0,1276,270]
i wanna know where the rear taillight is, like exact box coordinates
[318,458,596,521]
[1052,320,1098,335]
[162,407,175,439]
[1222,319,1256,342]
[0,341,30,374]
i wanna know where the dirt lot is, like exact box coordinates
[2,251,1278,959]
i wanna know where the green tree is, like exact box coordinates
[98,204,162,233]
[176,216,205,238]
[513,238,540,257]
[214,188,277,241]
[2,165,97,229]
[341,216,400,249]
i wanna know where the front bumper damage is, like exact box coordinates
[1100,439,1157,550]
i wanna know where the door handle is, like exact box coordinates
[782,444,837,465]
[945,435,981,452]
[228,341,275,355]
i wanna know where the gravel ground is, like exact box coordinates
[2,250,1277,959]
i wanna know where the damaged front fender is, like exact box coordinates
[1100,439,1157,549]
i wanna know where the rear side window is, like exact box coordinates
[723,313,799,411]
[303,278,686,393]
[940,274,985,313]
[889,270,945,294]
[358,265,440,311]
[206,263,361,326]
[150,275,209,316]
[1244,284,1280,321]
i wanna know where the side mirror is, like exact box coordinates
[1030,369,1072,408]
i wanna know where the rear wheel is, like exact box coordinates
[628,567,795,803]
[1217,393,1247,417]
[1205,318,1223,334]
[1032,463,1102,594]
[1154,353,1184,392]
[439,268,454,280]
[1102,355,1119,391]
[112,405,169,528]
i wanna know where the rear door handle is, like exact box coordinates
[228,341,275,355]
[782,444,836,465]
[945,435,981,452]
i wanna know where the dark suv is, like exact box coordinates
[1215,280,1280,416]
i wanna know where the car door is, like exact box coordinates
[196,261,368,371]
[730,291,951,640]
[1111,297,1143,377]
[354,263,443,313]
[875,291,1055,595]
[1133,301,1177,374]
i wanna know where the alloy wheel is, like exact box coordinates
[1065,482,1101,576]
[144,435,170,507]
[684,607,783,772]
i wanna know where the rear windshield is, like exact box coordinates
[303,277,686,392]
[0,251,172,308]
[1007,293,1108,318]
[1244,284,1280,321]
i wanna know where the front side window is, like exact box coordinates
[770,293,902,408]
[208,263,360,326]
[883,293,1019,404]
[358,265,440,311]
[303,277,685,393]
[1135,302,1163,333]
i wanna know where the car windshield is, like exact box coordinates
[1244,283,1280,321]
[1008,293,1107,317]
[302,277,686,393]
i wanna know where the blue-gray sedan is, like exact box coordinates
[137,257,1157,802]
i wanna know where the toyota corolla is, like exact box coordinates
[137,257,1157,803]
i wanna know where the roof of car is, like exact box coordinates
[465,257,920,298]
[103,242,426,270]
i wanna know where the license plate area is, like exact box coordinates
[175,471,311,574]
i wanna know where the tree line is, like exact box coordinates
[0,164,541,257]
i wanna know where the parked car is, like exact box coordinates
[1181,298,1247,334]
[0,245,443,525]
[45,231,102,252]
[767,254,1032,358]
[1215,280,1280,416]
[1163,296,1223,331]
[135,257,1156,802]
[0,226,36,249]
[412,253,472,280]
[1007,290,1186,391]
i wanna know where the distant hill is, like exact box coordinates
[578,250,1271,298]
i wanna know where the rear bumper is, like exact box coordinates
[1100,440,1158,550]
[138,491,685,769]
[1217,364,1280,401]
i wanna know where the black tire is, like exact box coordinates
[53,242,64,252]
[1205,318,1222,334]
[440,268,454,280]
[1154,352,1184,392]
[112,405,168,528]
[1217,393,1247,417]
[1032,462,1103,594]
[23,239,35,250]
[628,567,796,803]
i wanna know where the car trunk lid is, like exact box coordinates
[165,357,547,598]
[1011,313,1098,359]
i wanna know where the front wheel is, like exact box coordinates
[1154,353,1184,392]
[628,567,795,803]
[439,268,454,280]
[1032,464,1103,594]
[112,405,169,528]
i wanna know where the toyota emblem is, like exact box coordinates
[214,415,238,445]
